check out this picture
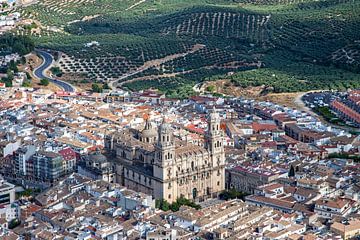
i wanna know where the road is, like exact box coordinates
[34,50,76,92]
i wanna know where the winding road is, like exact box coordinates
[34,50,76,92]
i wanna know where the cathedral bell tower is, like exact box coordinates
[153,118,176,202]
[206,107,224,156]
[154,118,176,177]
[205,106,225,197]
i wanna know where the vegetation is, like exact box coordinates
[0,34,34,55]
[50,67,63,77]
[0,65,18,87]
[328,153,360,162]
[288,165,295,177]
[16,188,34,199]
[8,219,21,229]
[156,197,201,212]
[22,81,32,87]
[18,0,360,96]
[314,106,348,125]
[219,189,249,200]
[40,78,49,86]
[206,85,216,93]
[91,83,102,93]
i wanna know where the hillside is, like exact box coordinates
[18,0,360,97]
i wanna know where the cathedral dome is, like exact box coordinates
[141,119,157,138]
[142,128,157,138]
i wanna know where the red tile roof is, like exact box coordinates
[58,147,76,161]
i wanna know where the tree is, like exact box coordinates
[1,78,12,87]
[92,83,102,93]
[156,197,200,212]
[8,219,20,229]
[50,67,63,77]
[219,189,249,201]
[288,165,295,177]
[26,72,31,80]
[206,85,215,92]
[40,78,49,86]
[103,82,111,89]
[156,199,170,211]
[22,81,31,87]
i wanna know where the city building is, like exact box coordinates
[78,149,115,183]
[0,175,15,205]
[331,220,360,240]
[32,151,64,182]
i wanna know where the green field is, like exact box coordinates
[19,0,360,96]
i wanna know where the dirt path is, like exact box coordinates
[126,0,147,10]
[112,44,205,88]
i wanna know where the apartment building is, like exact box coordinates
[32,151,64,182]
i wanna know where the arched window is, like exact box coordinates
[191,161,194,170]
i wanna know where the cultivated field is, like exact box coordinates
[17,0,360,97]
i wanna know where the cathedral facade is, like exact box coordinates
[105,109,225,203]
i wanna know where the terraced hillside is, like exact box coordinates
[19,0,360,96]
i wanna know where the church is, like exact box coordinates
[105,108,225,203]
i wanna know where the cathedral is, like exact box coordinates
[105,108,225,203]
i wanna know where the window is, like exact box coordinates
[192,188,197,199]
[217,181,220,186]
[168,194,171,199]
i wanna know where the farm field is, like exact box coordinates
[18,0,360,96]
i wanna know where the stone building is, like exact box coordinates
[78,150,115,183]
[226,165,286,194]
[105,108,225,203]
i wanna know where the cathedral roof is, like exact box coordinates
[175,140,208,158]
